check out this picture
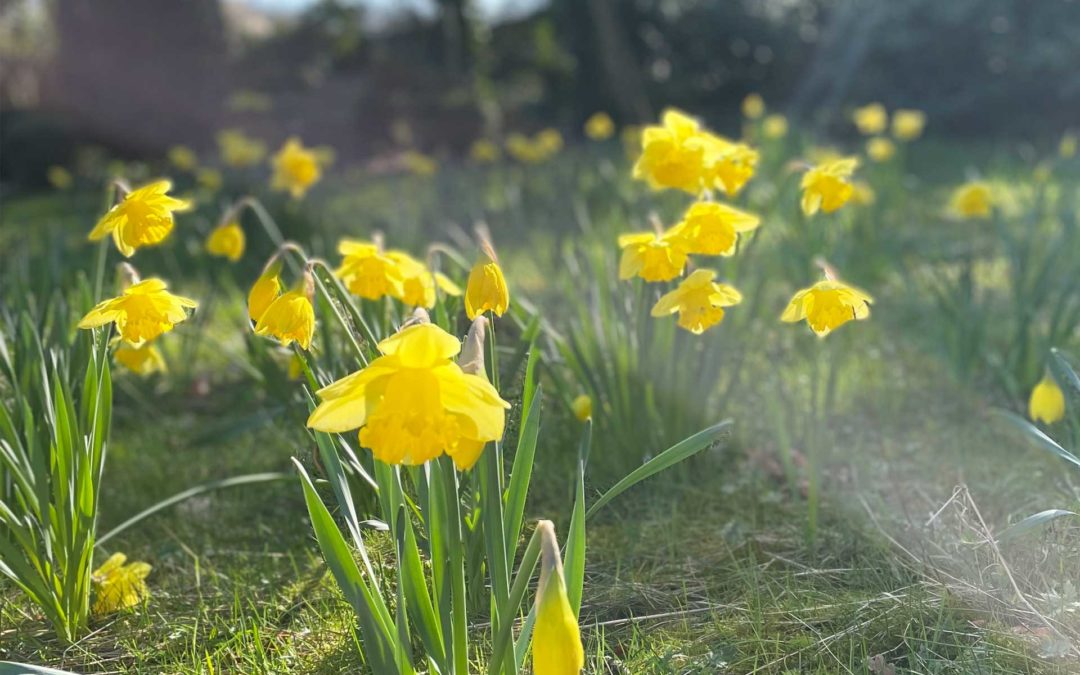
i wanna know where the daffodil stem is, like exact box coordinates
[441,458,469,675]
[308,262,369,367]
[92,239,108,301]
[487,527,542,675]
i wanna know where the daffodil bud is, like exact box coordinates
[1030,374,1066,424]
[459,316,488,377]
[571,394,592,422]
[533,520,584,675]
[249,259,283,322]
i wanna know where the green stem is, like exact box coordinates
[487,526,542,675]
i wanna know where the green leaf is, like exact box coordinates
[993,409,1080,469]
[586,420,733,519]
[997,509,1079,542]
[564,420,591,617]
[504,384,542,551]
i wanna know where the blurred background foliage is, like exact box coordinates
[2,0,1080,189]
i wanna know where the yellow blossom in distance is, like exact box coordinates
[571,394,592,422]
[632,108,709,194]
[781,278,872,337]
[742,93,765,119]
[800,157,858,216]
[255,288,315,350]
[92,553,151,615]
[79,278,197,347]
[763,114,788,139]
[47,166,73,190]
[532,520,584,675]
[851,181,876,206]
[387,250,442,308]
[702,134,759,197]
[337,239,405,301]
[651,268,742,334]
[470,139,501,163]
[217,129,267,168]
[948,181,993,219]
[249,262,282,322]
[197,168,223,192]
[205,221,245,262]
[465,256,510,320]
[88,180,192,257]
[402,150,438,177]
[618,226,689,282]
[307,321,510,469]
[892,109,926,141]
[853,103,888,135]
[584,112,615,140]
[676,201,760,256]
[271,137,322,199]
[168,145,198,172]
[866,137,896,163]
[1029,374,1065,424]
[537,128,564,156]
[1060,132,1077,159]
[114,343,167,376]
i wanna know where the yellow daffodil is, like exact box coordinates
[88,180,191,257]
[217,129,267,168]
[506,133,538,163]
[537,128,564,156]
[79,278,197,346]
[948,181,993,219]
[532,520,584,675]
[853,103,887,135]
[254,288,315,350]
[866,137,895,163]
[584,112,615,140]
[676,201,760,256]
[470,139,501,163]
[617,227,689,282]
[742,93,765,119]
[633,108,709,193]
[249,263,282,322]
[651,268,742,334]
[47,166,73,190]
[271,137,322,199]
[571,394,592,422]
[336,239,405,301]
[702,134,759,197]
[307,321,510,469]
[763,114,788,139]
[435,272,463,297]
[227,89,273,113]
[205,221,245,262]
[197,167,223,192]
[387,250,441,308]
[92,553,151,615]
[892,109,926,141]
[1029,374,1066,424]
[465,257,510,319]
[168,145,198,171]
[1059,132,1077,159]
[781,278,872,336]
[402,150,437,177]
[114,343,167,376]
[800,157,858,216]
[851,181,876,206]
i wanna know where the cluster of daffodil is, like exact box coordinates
[852,102,926,164]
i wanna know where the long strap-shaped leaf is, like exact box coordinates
[993,409,1080,469]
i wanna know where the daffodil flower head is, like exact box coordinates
[853,103,888,135]
[742,93,765,119]
[470,138,501,163]
[79,278,197,347]
[617,225,690,283]
[254,284,315,350]
[465,253,510,320]
[532,520,585,675]
[571,394,593,422]
[851,181,876,206]
[800,157,859,216]
[206,221,245,262]
[677,201,760,256]
[632,108,709,194]
[781,277,872,337]
[537,128,564,156]
[114,342,167,376]
[337,238,405,301]
[402,150,438,177]
[48,165,73,190]
[866,137,896,163]
[307,320,510,470]
[88,180,192,257]
[197,167,224,192]
[218,128,267,168]
[92,553,151,615]
[651,268,742,334]
[249,260,283,322]
[702,133,759,197]
[168,145,198,171]
[763,114,788,139]
[1029,373,1066,424]
[387,250,439,308]
[271,136,322,199]
[584,112,615,140]
[892,109,926,141]
[948,181,993,219]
